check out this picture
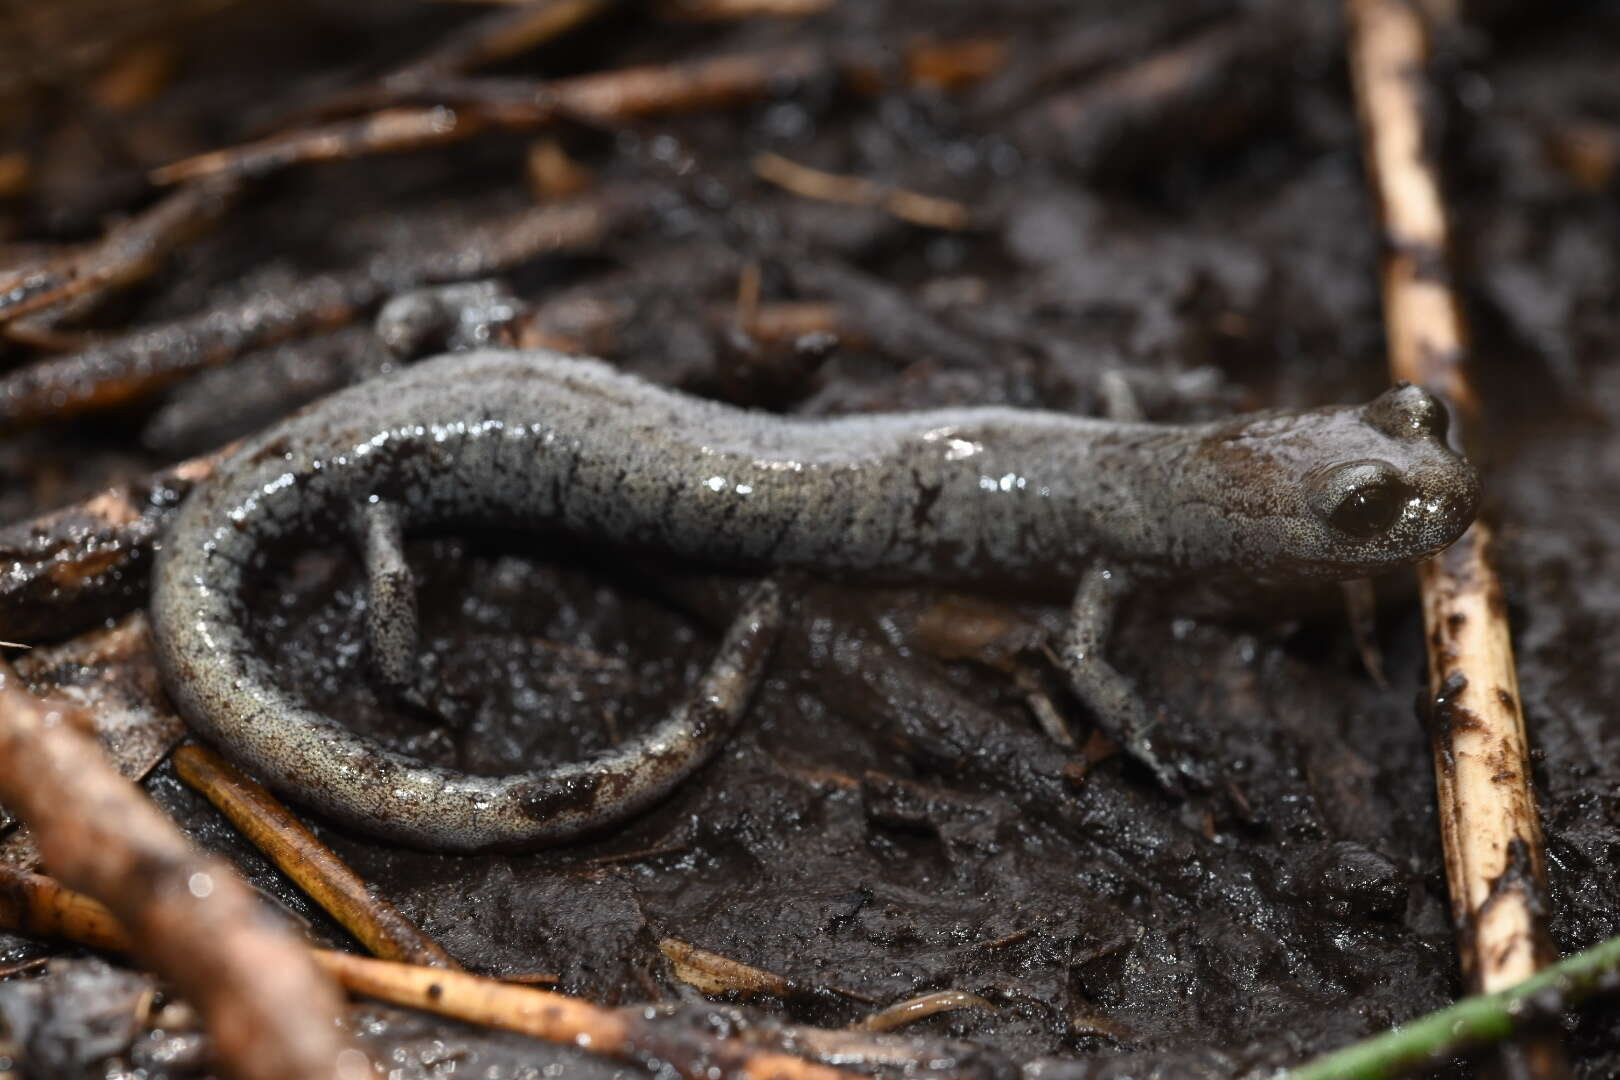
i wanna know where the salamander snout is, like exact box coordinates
[1306,453,1478,551]
[1301,385,1479,573]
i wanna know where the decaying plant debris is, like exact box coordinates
[1346,1,1565,1076]
[2,0,1619,1077]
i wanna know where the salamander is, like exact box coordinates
[150,349,1480,851]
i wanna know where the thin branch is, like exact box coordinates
[0,178,241,326]
[752,152,971,230]
[660,937,795,997]
[0,1,617,329]
[0,662,361,1080]
[436,0,615,66]
[151,47,830,185]
[322,952,866,1080]
[0,194,626,429]
[657,0,834,20]
[11,614,186,784]
[1347,0,1554,992]
[730,300,851,345]
[1345,1,1566,1072]
[0,868,127,952]
[1009,16,1289,177]
[0,867,864,1080]
[658,937,874,1005]
[363,0,619,102]
[174,744,459,970]
[857,990,995,1033]
[0,448,227,643]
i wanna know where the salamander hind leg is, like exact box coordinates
[358,500,423,697]
[332,533,785,849]
[1060,566,1207,796]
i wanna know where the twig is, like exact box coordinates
[0,449,225,642]
[324,951,863,1080]
[409,0,614,75]
[1346,0,1566,1072]
[730,301,853,345]
[577,840,690,867]
[0,178,240,326]
[857,990,994,1032]
[0,194,625,429]
[526,137,595,199]
[1011,16,1291,177]
[12,614,187,788]
[0,867,862,1080]
[0,662,361,1080]
[1283,929,1620,1080]
[0,859,549,972]
[971,3,1226,118]
[0,0,611,328]
[173,744,459,970]
[0,956,49,980]
[0,281,357,428]
[753,152,971,230]
[158,106,506,187]
[1347,0,1555,990]
[0,868,127,952]
[140,325,386,458]
[1542,121,1619,194]
[975,928,1033,950]
[901,36,1011,92]
[145,34,1008,188]
[0,152,27,199]
[658,0,834,20]
[151,47,831,185]
[660,937,795,997]
[659,936,874,1005]
[498,971,561,985]
[327,0,618,118]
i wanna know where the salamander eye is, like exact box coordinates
[1310,461,1410,539]
[1331,483,1402,537]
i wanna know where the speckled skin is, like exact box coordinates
[151,349,1480,850]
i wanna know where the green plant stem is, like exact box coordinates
[1285,932,1620,1080]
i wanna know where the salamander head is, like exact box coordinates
[1197,384,1480,582]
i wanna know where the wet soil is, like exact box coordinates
[1,1,1618,1077]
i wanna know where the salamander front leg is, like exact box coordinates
[359,500,421,695]
[1060,566,1191,794]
